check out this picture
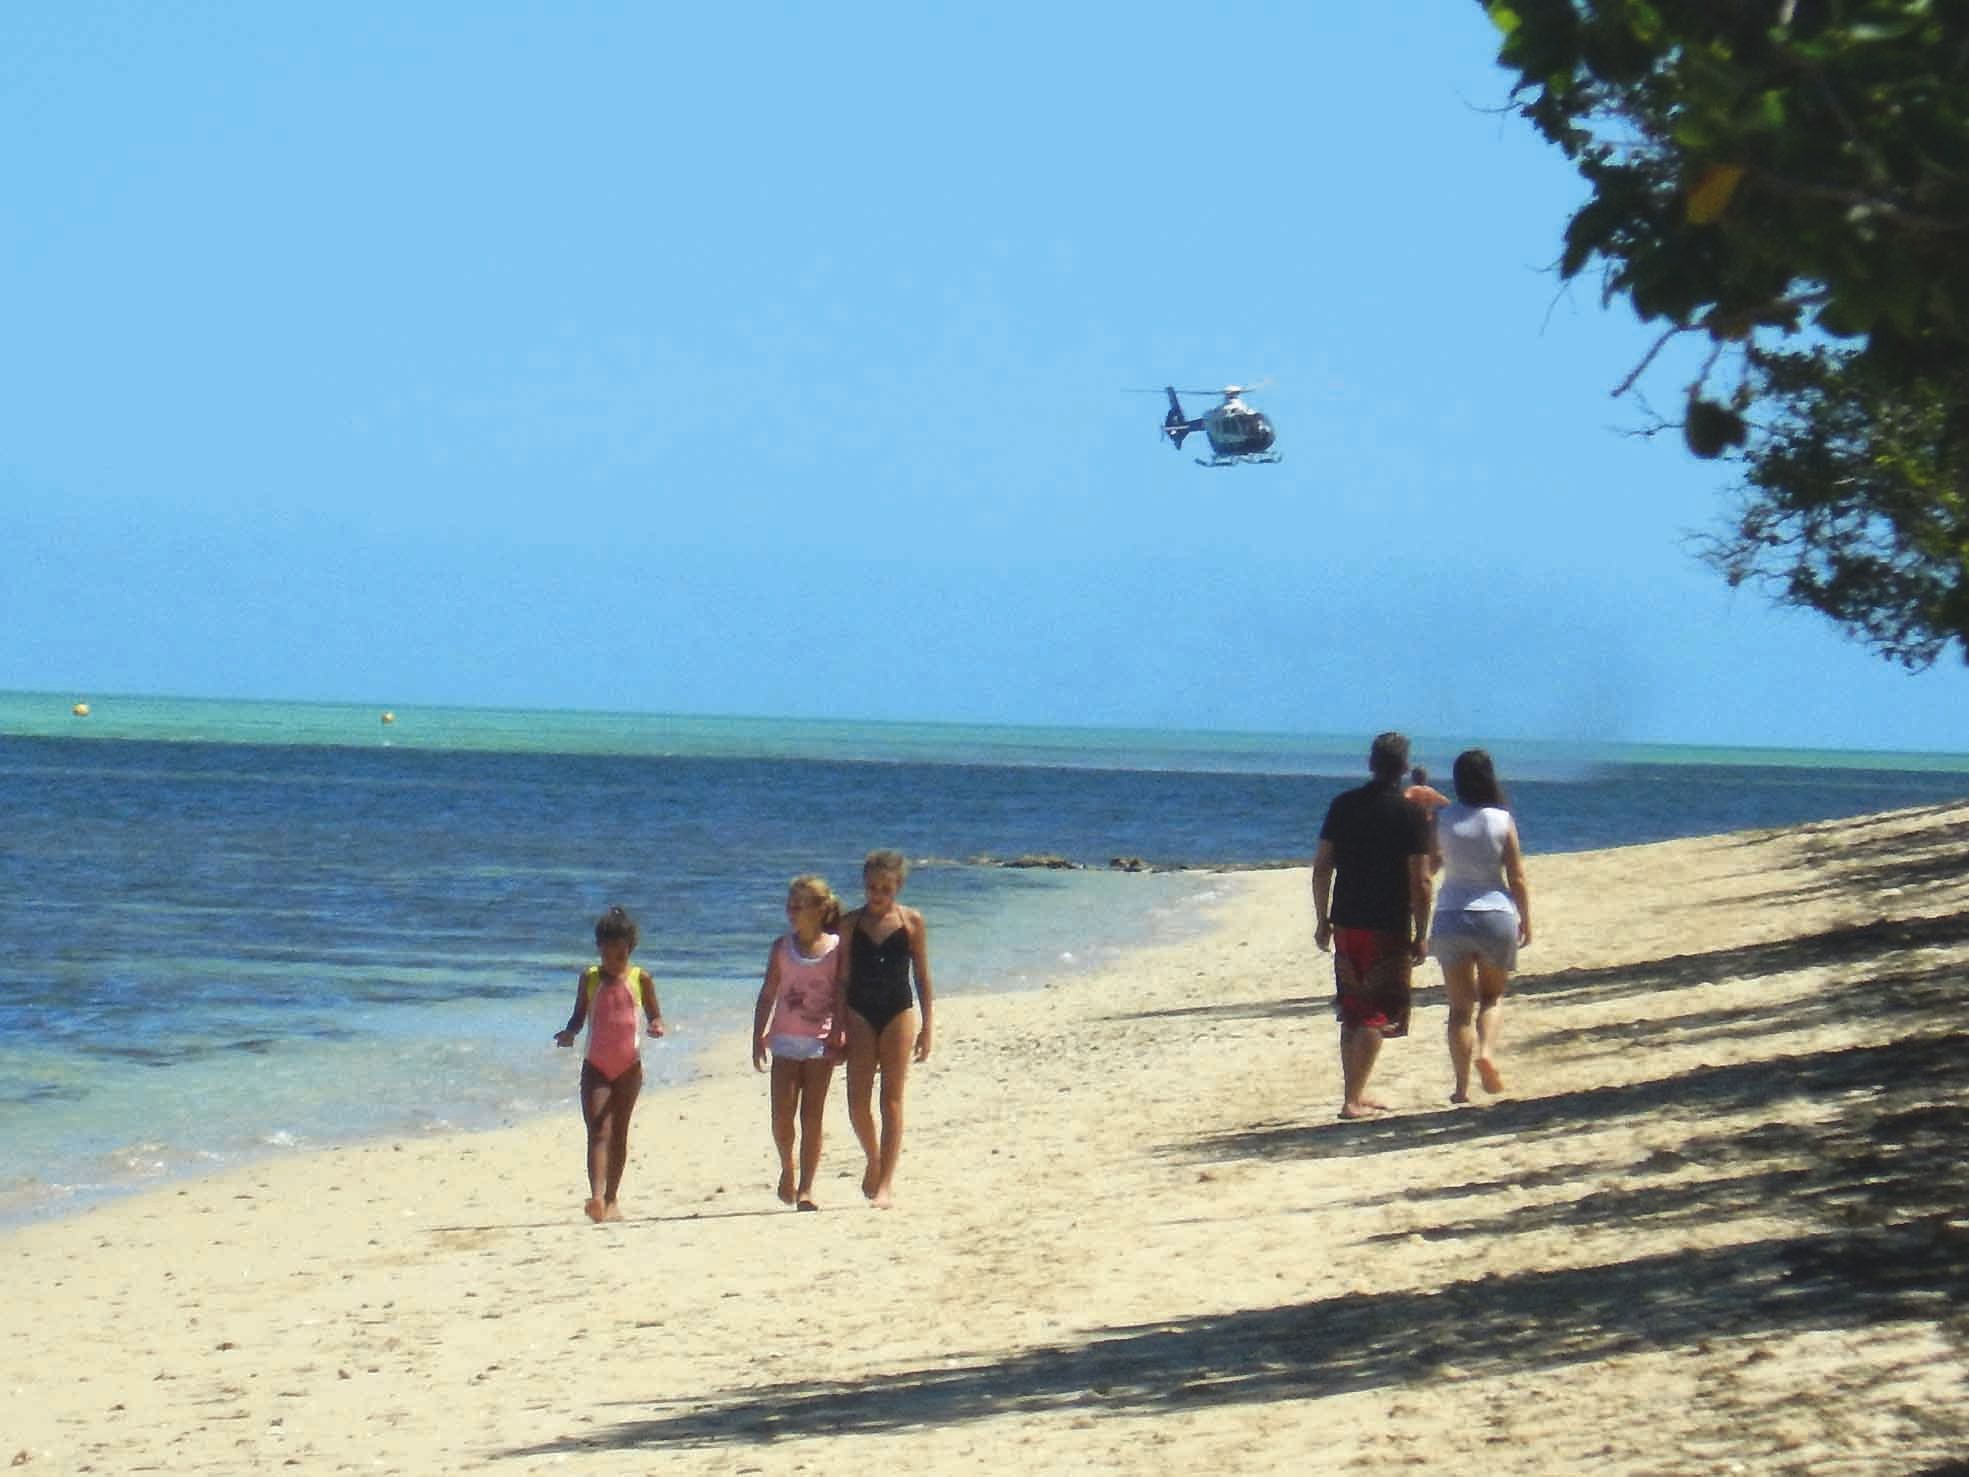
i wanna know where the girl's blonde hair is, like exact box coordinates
[788,874,842,930]
[863,848,908,882]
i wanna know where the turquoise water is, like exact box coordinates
[16,689,1969,774]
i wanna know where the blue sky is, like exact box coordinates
[4,2,1964,752]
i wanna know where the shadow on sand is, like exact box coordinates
[1510,909,1969,1011]
[1747,801,1969,903]
[498,1221,1963,1457]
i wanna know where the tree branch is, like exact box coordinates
[1750,172,1969,235]
[1613,325,1695,399]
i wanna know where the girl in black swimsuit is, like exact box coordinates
[834,849,935,1209]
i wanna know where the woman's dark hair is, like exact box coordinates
[1451,749,1506,808]
[594,905,639,950]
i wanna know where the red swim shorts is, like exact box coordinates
[1332,926,1413,1038]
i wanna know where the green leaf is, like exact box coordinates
[1848,19,1924,42]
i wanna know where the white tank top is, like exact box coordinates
[1434,803,1517,915]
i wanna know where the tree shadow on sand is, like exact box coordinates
[1510,909,1969,1010]
[1525,951,1961,1053]
[1346,1097,1969,1249]
[496,1225,1964,1458]
[1101,994,1331,1025]
[1723,803,1969,907]
[1180,1028,1967,1176]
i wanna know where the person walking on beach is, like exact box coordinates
[1427,749,1532,1102]
[554,905,665,1222]
[1312,732,1434,1119]
[751,875,843,1211]
[1404,763,1452,873]
[1404,765,1450,816]
[833,849,935,1209]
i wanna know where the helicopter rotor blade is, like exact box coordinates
[1125,384,1273,396]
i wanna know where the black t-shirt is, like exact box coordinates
[1319,780,1429,933]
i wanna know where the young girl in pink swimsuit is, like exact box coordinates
[554,906,665,1222]
[750,875,842,1211]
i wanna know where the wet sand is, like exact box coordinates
[5,801,1966,1473]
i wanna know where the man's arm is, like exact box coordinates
[1311,839,1337,953]
[1406,853,1433,963]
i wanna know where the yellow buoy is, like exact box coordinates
[380,712,396,725]
[72,702,90,717]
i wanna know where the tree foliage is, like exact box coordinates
[1484,0,1969,666]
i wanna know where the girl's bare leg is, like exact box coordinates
[770,1058,800,1203]
[1475,961,1510,1092]
[870,1008,915,1209]
[580,1065,610,1218]
[1443,958,1480,1103]
[845,1011,882,1198]
[600,1061,641,1218]
[795,1058,835,1207]
[579,1060,639,1220]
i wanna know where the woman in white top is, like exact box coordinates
[1426,749,1533,1102]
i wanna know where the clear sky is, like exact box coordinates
[4,2,1964,752]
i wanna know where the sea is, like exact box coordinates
[3,690,1966,1228]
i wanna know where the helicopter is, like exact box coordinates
[1132,384,1281,467]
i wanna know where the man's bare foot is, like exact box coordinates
[603,1201,625,1222]
[796,1195,820,1212]
[861,1164,880,1200]
[1449,1089,1471,1104]
[1477,1058,1505,1094]
[777,1169,797,1206]
[870,1185,895,1210]
[584,1197,606,1223]
[1338,1102,1389,1120]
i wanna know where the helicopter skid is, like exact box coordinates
[1196,453,1283,467]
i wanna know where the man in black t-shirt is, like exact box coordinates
[1313,731,1433,1119]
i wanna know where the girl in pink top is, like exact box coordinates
[750,875,842,1211]
[554,906,665,1223]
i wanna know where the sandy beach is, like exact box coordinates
[5,802,1966,1474]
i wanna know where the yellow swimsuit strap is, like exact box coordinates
[583,965,649,1005]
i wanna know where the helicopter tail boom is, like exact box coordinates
[1162,386,1201,451]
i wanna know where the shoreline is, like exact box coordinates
[5,801,1966,1473]
[0,864,1231,1235]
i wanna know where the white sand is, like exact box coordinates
[5,802,1966,1473]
